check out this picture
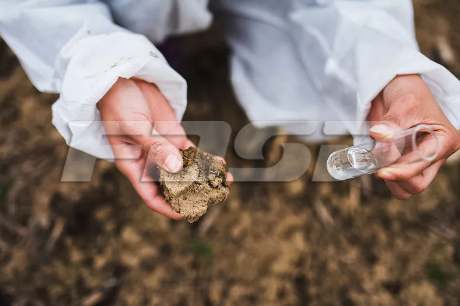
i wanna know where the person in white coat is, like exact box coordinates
[0,0,459,219]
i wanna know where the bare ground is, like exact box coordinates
[1,0,460,305]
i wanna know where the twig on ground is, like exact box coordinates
[0,213,27,236]
[78,278,120,306]
[360,175,373,198]
[44,217,66,254]
[197,205,223,237]
[0,237,9,253]
[347,179,361,213]
[314,198,334,230]
[7,180,26,218]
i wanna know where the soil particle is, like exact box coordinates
[159,147,229,223]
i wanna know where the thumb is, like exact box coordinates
[127,126,183,173]
[369,116,405,141]
[368,114,408,181]
[145,129,183,173]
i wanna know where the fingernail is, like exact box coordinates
[379,169,396,181]
[165,154,182,173]
[370,124,392,136]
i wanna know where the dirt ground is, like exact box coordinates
[1,1,460,305]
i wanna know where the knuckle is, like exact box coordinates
[148,141,169,161]
[118,120,137,136]
[451,131,460,152]
[394,193,411,200]
[170,214,183,221]
[395,173,413,182]
[119,120,148,137]
[390,90,421,107]
[442,129,460,156]
[381,112,403,127]
[116,110,151,135]
[411,183,427,195]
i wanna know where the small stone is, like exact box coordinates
[159,147,229,223]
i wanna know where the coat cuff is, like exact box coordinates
[52,32,187,159]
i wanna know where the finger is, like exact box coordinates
[135,80,194,150]
[226,172,234,184]
[124,125,183,173]
[375,133,439,181]
[206,155,232,185]
[214,156,226,165]
[99,79,183,172]
[182,139,196,149]
[213,156,233,185]
[132,178,183,220]
[370,141,404,169]
[367,93,387,123]
[117,161,182,220]
[385,180,412,200]
[369,122,403,141]
[379,76,434,130]
[397,159,444,195]
[154,120,193,150]
[369,78,431,141]
[113,154,182,220]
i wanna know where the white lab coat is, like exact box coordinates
[0,0,459,159]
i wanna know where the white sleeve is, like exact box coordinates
[107,0,212,43]
[0,0,187,159]
[290,0,460,141]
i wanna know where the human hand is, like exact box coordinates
[367,74,460,199]
[99,78,230,219]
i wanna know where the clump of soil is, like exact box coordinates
[159,147,229,223]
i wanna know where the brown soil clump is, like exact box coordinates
[159,147,229,223]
